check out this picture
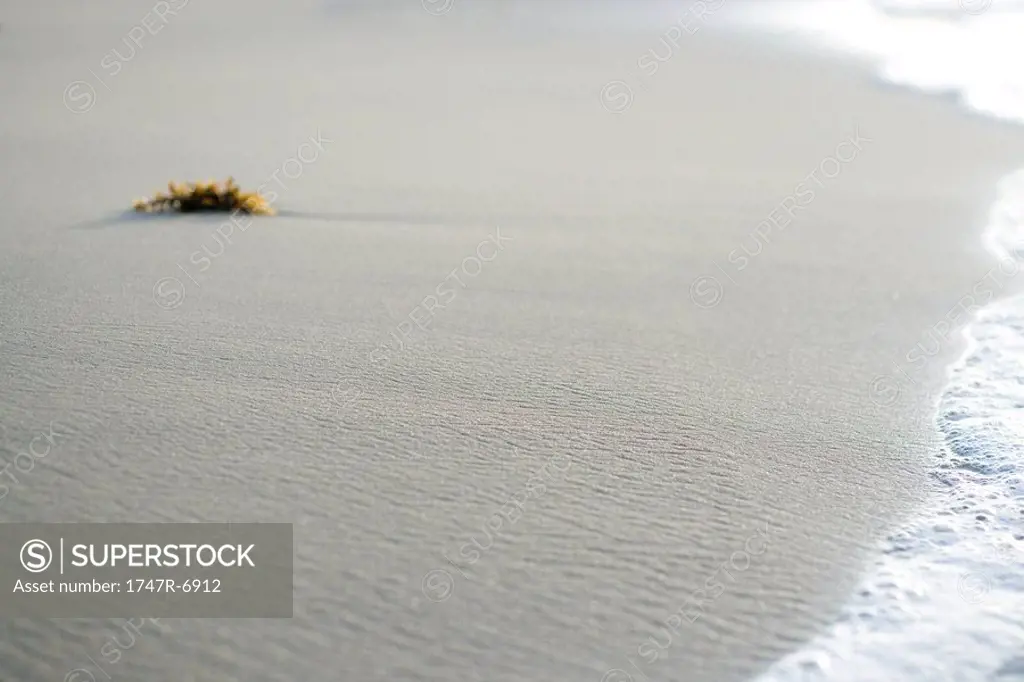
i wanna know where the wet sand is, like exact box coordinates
[3,2,1024,681]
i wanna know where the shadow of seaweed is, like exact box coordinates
[274,209,468,226]
[66,211,229,230]
[67,209,480,230]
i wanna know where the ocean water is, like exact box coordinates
[731,1,1024,680]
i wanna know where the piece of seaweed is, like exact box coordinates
[132,178,275,216]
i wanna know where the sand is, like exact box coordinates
[3,2,1024,681]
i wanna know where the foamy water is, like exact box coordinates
[732,1,1024,680]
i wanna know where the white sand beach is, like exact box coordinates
[2,1,1024,681]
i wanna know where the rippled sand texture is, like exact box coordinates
[4,1,1024,681]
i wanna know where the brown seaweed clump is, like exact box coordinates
[132,178,275,216]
